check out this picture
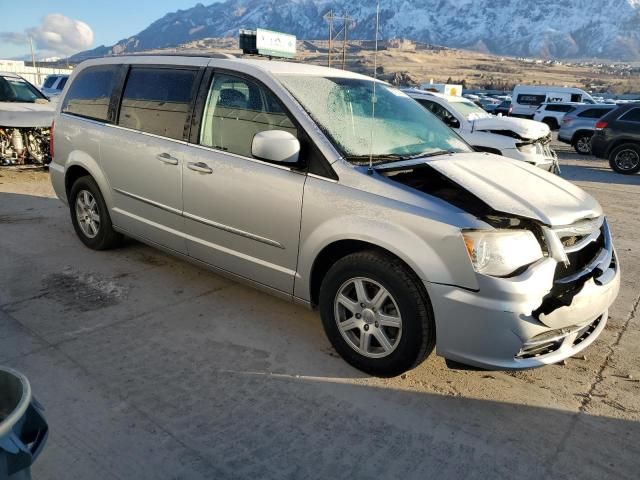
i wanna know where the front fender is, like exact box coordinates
[294,177,480,302]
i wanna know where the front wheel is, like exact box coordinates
[319,251,435,377]
[609,143,640,174]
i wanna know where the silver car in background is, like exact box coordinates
[558,104,617,155]
[49,56,619,376]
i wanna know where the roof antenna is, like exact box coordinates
[368,1,380,174]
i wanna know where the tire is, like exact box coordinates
[318,250,435,377]
[608,143,640,175]
[69,176,123,250]
[573,133,593,155]
[542,117,559,130]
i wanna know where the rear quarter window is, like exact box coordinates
[619,108,640,123]
[578,108,612,119]
[62,66,119,122]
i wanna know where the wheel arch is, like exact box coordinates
[308,239,423,308]
[606,139,640,159]
[570,129,594,144]
[64,152,113,208]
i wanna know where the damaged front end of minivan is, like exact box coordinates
[377,156,619,369]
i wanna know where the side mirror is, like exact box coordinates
[446,117,460,129]
[252,130,300,164]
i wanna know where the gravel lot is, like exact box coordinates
[1,143,639,479]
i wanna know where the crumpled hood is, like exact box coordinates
[470,115,550,140]
[427,153,602,226]
[0,102,55,128]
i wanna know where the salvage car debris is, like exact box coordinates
[0,72,54,166]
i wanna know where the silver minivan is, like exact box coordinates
[50,56,620,377]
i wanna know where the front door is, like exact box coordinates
[182,71,306,294]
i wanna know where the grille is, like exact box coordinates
[554,224,605,281]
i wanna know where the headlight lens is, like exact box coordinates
[462,230,543,277]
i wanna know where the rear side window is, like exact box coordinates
[62,66,118,122]
[545,104,573,112]
[118,67,198,140]
[57,77,68,90]
[619,108,640,123]
[199,73,297,158]
[578,108,612,119]
[517,94,546,105]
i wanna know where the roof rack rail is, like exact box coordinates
[106,51,236,59]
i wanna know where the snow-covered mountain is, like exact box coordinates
[74,0,640,61]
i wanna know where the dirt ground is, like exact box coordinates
[1,142,639,479]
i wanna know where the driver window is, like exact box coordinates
[417,100,459,128]
[200,73,297,158]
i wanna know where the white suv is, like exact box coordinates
[404,90,557,172]
[533,102,583,130]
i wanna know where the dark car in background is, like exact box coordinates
[493,100,511,116]
[591,103,640,174]
[558,104,617,155]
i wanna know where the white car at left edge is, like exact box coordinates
[0,72,55,165]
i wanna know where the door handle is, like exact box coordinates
[187,161,213,174]
[156,152,179,165]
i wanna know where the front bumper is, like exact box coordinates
[502,146,556,172]
[427,221,619,370]
[590,134,609,159]
[557,131,573,144]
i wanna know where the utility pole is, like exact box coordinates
[29,36,41,85]
[324,11,353,70]
[327,10,333,67]
[342,14,348,69]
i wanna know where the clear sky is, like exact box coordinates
[1,0,216,59]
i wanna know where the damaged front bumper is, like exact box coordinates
[502,134,558,172]
[427,218,619,370]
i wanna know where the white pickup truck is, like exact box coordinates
[404,89,558,173]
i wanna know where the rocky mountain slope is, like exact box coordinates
[73,0,640,61]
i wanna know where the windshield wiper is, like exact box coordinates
[344,154,405,165]
[346,150,452,165]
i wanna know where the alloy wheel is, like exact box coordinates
[615,149,640,171]
[334,277,402,358]
[75,189,101,239]
[576,136,591,154]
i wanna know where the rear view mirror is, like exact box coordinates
[252,130,300,164]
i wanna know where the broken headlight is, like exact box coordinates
[462,230,543,277]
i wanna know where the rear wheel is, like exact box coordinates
[542,117,559,130]
[573,133,593,155]
[609,143,640,174]
[319,250,435,377]
[69,176,123,250]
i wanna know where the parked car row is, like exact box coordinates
[591,104,640,174]
[48,55,619,376]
